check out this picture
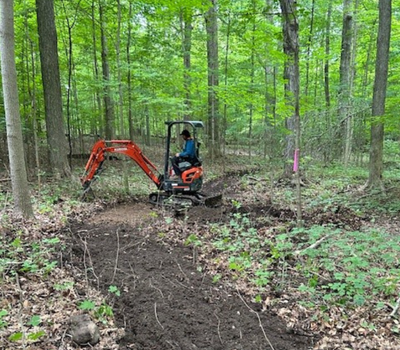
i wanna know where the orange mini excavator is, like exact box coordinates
[81,120,221,206]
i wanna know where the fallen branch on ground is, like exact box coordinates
[390,297,400,317]
[236,287,275,350]
[294,234,331,255]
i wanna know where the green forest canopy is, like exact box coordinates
[0,0,399,163]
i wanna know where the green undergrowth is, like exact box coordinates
[296,162,400,216]
[294,226,400,308]
[197,208,400,310]
[0,234,61,278]
[0,233,61,343]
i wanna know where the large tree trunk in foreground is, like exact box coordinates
[0,0,34,218]
[36,0,71,178]
[367,0,391,190]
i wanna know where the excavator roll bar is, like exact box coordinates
[163,120,204,179]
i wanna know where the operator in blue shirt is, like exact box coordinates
[171,129,196,179]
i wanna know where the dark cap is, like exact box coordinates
[180,130,191,137]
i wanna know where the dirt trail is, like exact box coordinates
[66,201,314,350]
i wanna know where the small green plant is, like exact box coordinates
[253,269,272,287]
[231,200,242,209]
[212,274,222,283]
[7,315,46,343]
[9,332,23,342]
[254,294,262,303]
[108,285,121,297]
[185,234,202,247]
[94,303,114,324]
[27,330,46,341]
[21,259,39,273]
[28,315,41,327]
[79,300,96,311]
[0,309,8,328]
[54,281,74,291]
[95,303,113,318]
[78,299,115,325]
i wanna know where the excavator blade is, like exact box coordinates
[186,192,223,207]
[203,193,223,207]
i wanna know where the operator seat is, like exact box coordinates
[178,142,202,171]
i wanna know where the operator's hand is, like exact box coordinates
[175,153,180,157]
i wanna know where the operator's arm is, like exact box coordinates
[179,139,195,158]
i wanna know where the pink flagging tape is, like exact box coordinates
[293,149,299,172]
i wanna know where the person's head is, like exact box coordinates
[180,129,191,140]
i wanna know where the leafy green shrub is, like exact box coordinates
[294,226,400,307]
[0,234,60,277]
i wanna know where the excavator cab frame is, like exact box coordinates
[161,121,204,193]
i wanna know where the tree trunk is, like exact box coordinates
[305,0,315,98]
[248,1,256,159]
[205,0,220,160]
[181,8,192,120]
[30,40,41,185]
[127,1,134,140]
[36,0,71,178]
[264,0,277,160]
[350,0,360,94]
[0,0,34,218]
[60,0,79,167]
[279,0,300,177]
[324,0,332,108]
[99,0,114,140]
[338,0,353,166]
[222,12,231,164]
[92,0,102,135]
[362,21,377,98]
[279,0,302,225]
[367,0,391,189]
[116,0,124,136]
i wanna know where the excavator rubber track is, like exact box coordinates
[149,191,222,207]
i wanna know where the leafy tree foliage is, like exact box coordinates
[0,0,398,175]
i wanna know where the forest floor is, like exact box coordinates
[2,155,400,349]
[65,200,312,350]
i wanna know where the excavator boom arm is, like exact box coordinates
[81,139,162,189]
